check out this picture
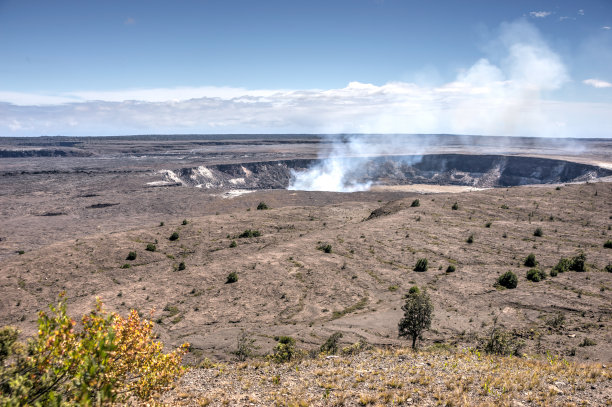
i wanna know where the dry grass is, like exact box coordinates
[162,346,611,406]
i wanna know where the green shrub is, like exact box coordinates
[320,332,343,355]
[146,243,156,252]
[178,262,186,271]
[497,271,518,289]
[533,227,543,237]
[605,264,612,273]
[410,199,420,207]
[182,219,188,225]
[500,204,509,209]
[229,240,237,248]
[604,240,612,249]
[524,253,537,267]
[481,319,523,356]
[485,222,492,228]
[445,265,456,273]
[238,229,261,238]
[466,234,474,244]
[226,272,238,284]
[159,221,164,226]
[451,202,459,210]
[169,232,179,241]
[408,285,420,295]
[0,295,187,405]
[317,243,332,253]
[526,268,546,282]
[552,257,571,274]
[126,251,137,261]
[272,336,298,362]
[549,268,558,277]
[120,264,131,269]
[570,252,586,272]
[233,330,257,361]
[414,258,428,272]
[579,337,596,347]
[256,202,269,210]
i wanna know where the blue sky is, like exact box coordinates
[0,0,611,137]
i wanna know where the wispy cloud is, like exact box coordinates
[583,78,612,88]
[0,20,610,138]
[602,26,611,30]
[529,11,552,18]
[578,9,585,16]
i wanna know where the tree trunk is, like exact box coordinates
[411,335,417,349]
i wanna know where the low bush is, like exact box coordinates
[226,272,238,284]
[256,202,269,210]
[182,219,188,225]
[524,253,537,267]
[229,240,237,248]
[446,265,456,273]
[481,319,523,356]
[552,257,571,274]
[604,240,612,249]
[120,264,131,269]
[146,243,156,252]
[414,258,428,272]
[466,234,474,244]
[238,229,261,238]
[605,264,612,273]
[497,271,518,289]
[579,337,597,347]
[533,227,543,237]
[317,243,332,253]
[272,336,298,363]
[526,268,546,282]
[410,199,420,207]
[178,262,186,271]
[451,202,459,210]
[408,285,420,295]
[570,252,586,272]
[169,232,179,241]
[319,332,343,355]
[126,251,137,261]
[485,222,492,228]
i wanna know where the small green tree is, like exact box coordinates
[256,202,269,210]
[146,243,156,252]
[226,272,238,284]
[410,199,420,207]
[169,232,179,241]
[126,251,137,261]
[398,288,433,349]
[526,268,546,282]
[570,252,586,272]
[272,336,298,362]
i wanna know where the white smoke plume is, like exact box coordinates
[288,19,573,192]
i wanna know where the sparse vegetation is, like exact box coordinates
[226,272,238,284]
[229,240,237,248]
[414,258,428,272]
[603,239,612,248]
[606,264,612,273]
[445,264,456,273]
[497,271,518,289]
[579,337,597,347]
[466,234,474,244]
[120,263,131,269]
[169,231,179,241]
[481,318,523,356]
[485,221,492,228]
[524,253,537,267]
[526,268,546,282]
[533,227,543,237]
[410,199,420,207]
[178,261,186,271]
[182,219,188,225]
[233,330,257,361]
[451,202,459,210]
[126,251,137,261]
[398,288,433,349]
[146,243,156,252]
[552,257,571,274]
[256,202,269,210]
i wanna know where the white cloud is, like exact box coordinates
[602,26,611,30]
[578,9,585,16]
[583,78,612,88]
[0,20,610,138]
[529,11,552,18]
